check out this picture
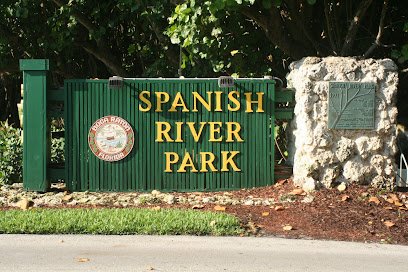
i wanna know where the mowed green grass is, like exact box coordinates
[0,208,242,235]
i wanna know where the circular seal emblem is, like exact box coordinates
[88,115,134,162]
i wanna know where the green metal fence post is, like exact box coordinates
[19,59,50,191]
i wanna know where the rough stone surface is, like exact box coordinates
[287,57,398,189]
[0,183,285,208]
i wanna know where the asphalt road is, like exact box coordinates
[0,235,407,272]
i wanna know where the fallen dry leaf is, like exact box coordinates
[384,206,394,210]
[341,195,350,202]
[368,196,380,205]
[384,221,396,228]
[214,205,226,211]
[289,188,304,195]
[192,204,204,209]
[388,193,399,202]
[152,206,161,211]
[274,206,284,211]
[399,206,408,211]
[209,220,216,227]
[361,192,369,197]
[283,225,293,231]
[386,198,395,204]
[394,201,404,207]
[62,194,73,202]
[146,266,155,271]
[77,258,90,263]
[261,212,270,217]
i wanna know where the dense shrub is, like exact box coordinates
[50,121,65,164]
[0,121,22,185]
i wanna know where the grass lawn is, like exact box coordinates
[0,208,242,235]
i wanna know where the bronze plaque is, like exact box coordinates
[328,82,375,129]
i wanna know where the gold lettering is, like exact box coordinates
[228,91,240,111]
[200,152,217,172]
[226,122,244,142]
[139,91,151,112]
[169,92,189,112]
[155,92,170,112]
[192,92,212,112]
[164,152,179,172]
[221,151,241,172]
[244,92,264,113]
[209,122,223,142]
[178,152,198,173]
[155,122,173,142]
[214,91,223,112]
[187,122,206,142]
[175,122,183,142]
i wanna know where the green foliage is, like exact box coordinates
[0,208,243,235]
[50,137,65,164]
[50,121,64,164]
[0,121,22,185]
[166,0,279,77]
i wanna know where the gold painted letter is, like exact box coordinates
[192,92,212,112]
[169,92,189,112]
[200,152,218,172]
[187,122,206,142]
[164,152,179,172]
[226,122,244,142]
[209,122,223,142]
[228,91,240,111]
[214,91,223,112]
[244,92,264,113]
[139,91,151,112]
[178,152,198,173]
[155,92,170,112]
[156,122,173,142]
[221,151,241,172]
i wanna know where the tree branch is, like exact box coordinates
[78,42,128,76]
[286,1,329,56]
[51,0,98,34]
[340,0,373,56]
[51,0,128,76]
[146,16,179,67]
[363,0,389,58]
[241,6,313,59]
[324,0,337,54]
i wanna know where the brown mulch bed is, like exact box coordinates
[221,181,408,244]
[157,180,408,244]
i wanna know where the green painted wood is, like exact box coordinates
[65,78,277,192]
[275,89,295,103]
[19,59,49,71]
[20,59,50,192]
[275,108,294,120]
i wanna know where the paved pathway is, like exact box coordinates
[0,235,407,271]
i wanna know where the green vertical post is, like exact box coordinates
[19,59,49,191]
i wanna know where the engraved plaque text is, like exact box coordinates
[328,82,375,129]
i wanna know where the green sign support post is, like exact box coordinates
[19,59,50,191]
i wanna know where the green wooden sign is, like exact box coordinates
[328,82,375,129]
[20,59,294,192]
